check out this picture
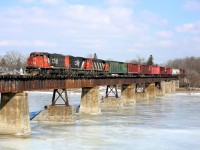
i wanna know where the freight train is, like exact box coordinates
[26,52,186,77]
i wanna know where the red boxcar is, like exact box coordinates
[180,69,186,75]
[160,67,166,75]
[166,68,172,75]
[127,63,141,74]
[141,65,150,74]
[149,66,160,74]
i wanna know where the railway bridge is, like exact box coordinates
[0,75,179,135]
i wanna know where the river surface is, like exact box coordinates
[0,91,200,150]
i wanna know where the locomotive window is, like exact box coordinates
[32,54,43,58]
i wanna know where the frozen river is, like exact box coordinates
[0,91,200,150]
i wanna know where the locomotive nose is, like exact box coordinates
[27,57,36,67]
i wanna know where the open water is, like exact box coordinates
[0,91,200,150]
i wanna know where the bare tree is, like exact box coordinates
[86,53,93,58]
[129,56,146,64]
[0,50,27,74]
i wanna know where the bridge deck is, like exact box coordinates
[0,75,178,93]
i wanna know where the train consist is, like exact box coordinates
[26,52,186,77]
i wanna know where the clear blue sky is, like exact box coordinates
[0,0,199,64]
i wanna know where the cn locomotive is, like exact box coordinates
[26,52,186,77]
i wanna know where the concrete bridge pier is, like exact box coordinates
[135,83,149,101]
[32,89,76,124]
[101,85,123,110]
[175,80,180,89]
[165,81,177,94]
[135,92,149,101]
[0,92,31,135]
[171,80,176,93]
[155,81,166,96]
[165,81,172,94]
[121,84,136,104]
[79,86,101,115]
[145,83,156,99]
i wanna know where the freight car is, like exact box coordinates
[160,67,166,75]
[149,66,160,74]
[108,61,127,75]
[172,69,180,75]
[127,63,141,74]
[140,65,150,75]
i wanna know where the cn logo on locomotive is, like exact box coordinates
[75,60,80,67]
[52,58,59,64]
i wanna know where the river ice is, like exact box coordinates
[0,91,200,150]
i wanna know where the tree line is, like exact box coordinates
[128,55,156,66]
[166,57,200,87]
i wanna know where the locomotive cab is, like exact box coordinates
[26,52,51,75]
[27,52,50,68]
